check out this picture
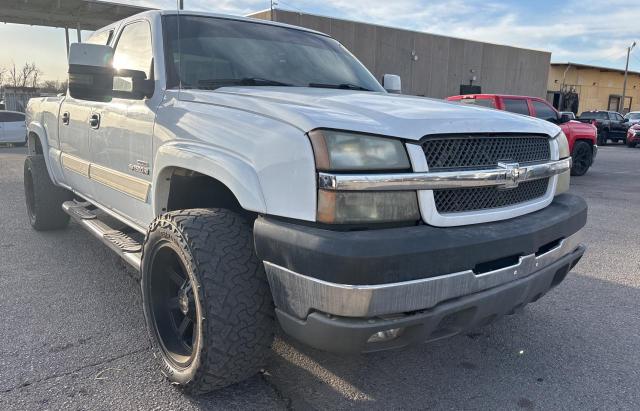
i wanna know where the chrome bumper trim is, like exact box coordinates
[318,157,571,191]
[264,230,583,319]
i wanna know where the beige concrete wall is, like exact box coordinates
[250,10,551,98]
[548,64,640,113]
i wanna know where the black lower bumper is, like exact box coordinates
[276,245,585,353]
[254,194,587,285]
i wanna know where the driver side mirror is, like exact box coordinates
[622,117,629,123]
[382,74,402,94]
[559,113,572,124]
[68,43,114,101]
[68,43,154,101]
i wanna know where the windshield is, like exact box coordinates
[162,15,385,92]
[625,112,640,119]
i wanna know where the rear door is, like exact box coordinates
[58,95,94,197]
[609,112,626,136]
[501,97,531,116]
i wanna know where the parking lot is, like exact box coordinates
[0,144,639,410]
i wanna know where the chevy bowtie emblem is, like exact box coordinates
[498,162,524,189]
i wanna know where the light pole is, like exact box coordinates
[621,41,636,113]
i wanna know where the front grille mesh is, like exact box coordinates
[422,135,550,171]
[434,178,550,214]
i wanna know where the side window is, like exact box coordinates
[113,21,153,79]
[503,99,530,115]
[86,29,113,45]
[532,101,558,122]
[473,98,496,108]
[598,112,608,120]
[611,113,624,121]
[5,113,25,122]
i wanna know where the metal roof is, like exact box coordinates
[0,0,152,30]
[551,62,640,77]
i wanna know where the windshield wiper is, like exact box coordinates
[308,82,372,91]
[198,77,294,89]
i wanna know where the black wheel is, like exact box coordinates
[570,141,593,176]
[23,155,73,230]
[141,208,274,395]
[628,141,637,148]
[597,130,608,146]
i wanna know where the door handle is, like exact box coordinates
[89,113,101,129]
[62,112,70,125]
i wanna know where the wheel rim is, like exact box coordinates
[147,243,199,368]
[573,145,591,174]
[24,166,36,222]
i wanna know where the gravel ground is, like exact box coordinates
[0,144,639,410]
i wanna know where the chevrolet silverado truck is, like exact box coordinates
[24,11,587,394]
[446,94,598,176]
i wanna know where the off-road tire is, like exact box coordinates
[23,155,73,230]
[141,209,274,395]
[597,130,608,146]
[570,141,593,176]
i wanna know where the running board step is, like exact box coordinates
[62,201,142,270]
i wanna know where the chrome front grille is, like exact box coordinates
[422,135,551,171]
[422,135,552,214]
[434,178,550,214]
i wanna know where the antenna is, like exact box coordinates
[176,0,183,92]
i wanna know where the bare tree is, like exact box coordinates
[0,66,6,88]
[5,62,43,88]
[7,62,20,87]
[31,65,43,88]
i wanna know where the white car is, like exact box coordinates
[24,10,587,395]
[624,111,640,125]
[0,110,26,145]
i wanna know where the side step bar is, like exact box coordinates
[62,201,142,270]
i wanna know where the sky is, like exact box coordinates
[0,0,638,82]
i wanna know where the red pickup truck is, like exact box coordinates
[446,94,598,176]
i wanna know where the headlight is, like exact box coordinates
[554,131,570,195]
[555,131,570,159]
[310,130,418,224]
[309,130,410,171]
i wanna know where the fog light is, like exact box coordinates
[367,327,403,343]
[317,190,420,224]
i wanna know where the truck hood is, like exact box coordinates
[178,87,560,141]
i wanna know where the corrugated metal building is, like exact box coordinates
[250,9,551,99]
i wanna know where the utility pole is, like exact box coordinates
[270,0,277,21]
[621,41,636,114]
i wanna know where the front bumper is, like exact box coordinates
[254,193,587,353]
[276,245,584,353]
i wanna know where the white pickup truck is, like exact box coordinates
[25,10,587,394]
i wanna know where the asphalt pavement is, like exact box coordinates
[1,144,639,410]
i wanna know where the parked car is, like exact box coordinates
[624,111,640,125]
[626,123,640,147]
[0,110,27,146]
[577,110,630,145]
[25,10,587,394]
[560,111,576,120]
[446,94,597,176]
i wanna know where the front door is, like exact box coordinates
[89,20,156,226]
[609,112,626,137]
